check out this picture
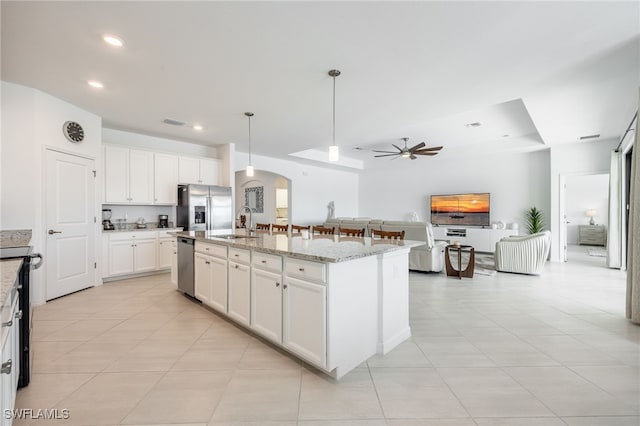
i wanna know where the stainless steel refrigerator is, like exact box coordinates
[176,184,233,232]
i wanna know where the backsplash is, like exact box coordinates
[103,205,175,225]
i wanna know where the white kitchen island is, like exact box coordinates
[174,230,424,379]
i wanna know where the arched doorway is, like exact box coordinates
[234,170,292,228]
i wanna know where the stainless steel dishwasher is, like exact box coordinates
[177,237,195,297]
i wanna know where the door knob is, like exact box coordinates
[48,229,62,235]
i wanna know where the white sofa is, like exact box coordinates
[324,218,446,272]
[494,231,551,275]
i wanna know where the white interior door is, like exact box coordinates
[46,150,95,300]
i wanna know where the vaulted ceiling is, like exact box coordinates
[2,1,639,169]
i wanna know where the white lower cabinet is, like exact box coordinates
[228,261,251,326]
[103,230,183,280]
[1,295,20,426]
[170,239,177,286]
[158,238,173,270]
[194,251,228,314]
[250,268,283,344]
[108,233,157,276]
[134,239,157,272]
[283,276,327,368]
[194,252,212,304]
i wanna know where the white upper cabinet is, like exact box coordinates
[154,153,179,204]
[128,149,154,203]
[179,156,220,185]
[104,145,153,204]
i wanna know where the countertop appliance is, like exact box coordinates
[0,246,43,388]
[158,215,169,228]
[102,209,114,230]
[177,184,233,232]
[177,237,194,297]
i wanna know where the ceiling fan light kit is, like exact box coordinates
[373,137,443,160]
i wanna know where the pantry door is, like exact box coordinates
[45,149,96,300]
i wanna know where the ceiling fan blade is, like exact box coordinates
[415,146,443,152]
[372,150,399,153]
[374,153,400,158]
[391,144,403,152]
[409,142,426,151]
[413,151,439,156]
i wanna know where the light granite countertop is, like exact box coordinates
[103,227,183,234]
[1,259,22,308]
[172,230,425,263]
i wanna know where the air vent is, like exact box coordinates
[579,134,600,140]
[163,118,185,126]
[465,122,482,128]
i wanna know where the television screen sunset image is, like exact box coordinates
[430,193,490,226]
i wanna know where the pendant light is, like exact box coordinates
[245,112,254,177]
[328,69,341,162]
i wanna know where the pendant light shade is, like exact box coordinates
[245,112,254,177]
[328,69,341,162]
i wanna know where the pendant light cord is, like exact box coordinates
[332,75,336,147]
[245,112,254,166]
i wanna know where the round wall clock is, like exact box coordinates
[62,121,84,143]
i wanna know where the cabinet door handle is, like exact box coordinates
[1,359,12,375]
[275,282,280,287]
[261,260,267,264]
[234,254,239,257]
[283,284,288,289]
[234,264,239,269]
[298,267,305,272]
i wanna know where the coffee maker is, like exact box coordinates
[102,209,115,230]
[158,214,169,228]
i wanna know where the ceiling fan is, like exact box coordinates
[373,137,443,160]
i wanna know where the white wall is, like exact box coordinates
[1,81,103,305]
[550,139,617,261]
[359,149,551,230]
[565,173,609,244]
[234,152,359,224]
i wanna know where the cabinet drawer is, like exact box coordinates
[195,242,227,258]
[252,251,283,273]
[285,258,326,283]
[109,231,157,241]
[229,247,251,264]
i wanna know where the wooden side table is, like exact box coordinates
[445,244,475,279]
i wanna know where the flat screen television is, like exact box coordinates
[430,193,490,227]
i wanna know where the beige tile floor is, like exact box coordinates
[13,245,640,425]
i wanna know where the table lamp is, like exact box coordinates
[586,209,597,225]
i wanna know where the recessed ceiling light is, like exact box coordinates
[103,34,124,47]
[87,80,104,89]
[465,122,482,128]
[193,125,203,131]
[502,134,510,138]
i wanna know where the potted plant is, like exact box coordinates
[525,207,545,234]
